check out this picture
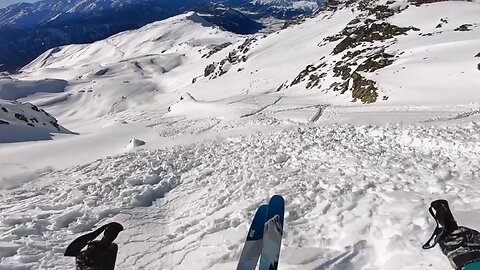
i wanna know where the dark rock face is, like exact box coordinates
[408,0,448,6]
[291,63,326,86]
[277,0,417,103]
[14,113,28,122]
[204,37,256,79]
[30,105,39,112]
[475,52,480,57]
[94,68,110,76]
[0,119,9,125]
[477,63,480,71]
[454,24,474,32]
[202,42,233,59]
[333,22,417,54]
[356,53,395,72]
[204,64,216,77]
[50,121,60,131]
[350,72,378,103]
[282,16,307,29]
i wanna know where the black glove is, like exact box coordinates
[423,200,480,269]
[64,223,113,257]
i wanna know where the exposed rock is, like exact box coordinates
[333,23,417,54]
[202,42,232,58]
[237,38,256,54]
[282,16,307,29]
[369,5,395,19]
[50,121,61,131]
[478,63,480,71]
[30,105,40,112]
[291,64,321,86]
[454,24,473,32]
[204,38,257,79]
[333,62,353,80]
[1,107,7,113]
[290,62,328,88]
[204,64,216,77]
[14,113,28,122]
[342,47,372,60]
[323,33,345,43]
[408,0,449,6]
[357,53,395,72]
[351,72,378,103]
[94,68,109,76]
[475,52,480,57]
[0,119,9,125]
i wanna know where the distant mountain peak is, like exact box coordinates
[0,0,320,72]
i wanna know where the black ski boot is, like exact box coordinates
[423,200,480,269]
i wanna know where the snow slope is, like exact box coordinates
[1,121,479,269]
[0,0,316,72]
[1,0,480,269]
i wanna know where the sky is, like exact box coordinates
[0,0,39,8]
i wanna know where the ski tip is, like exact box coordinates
[270,195,285,203]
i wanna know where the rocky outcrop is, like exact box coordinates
[0,100,72,133]
[332,22,418,54]
[204,64,216,77]
[408,0,448,6]
[454,24,476,32]
[202,42,233,59]
[203,38,257,79]
[278,0,421,103]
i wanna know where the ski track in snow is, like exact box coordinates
[1,121,479,269]
[1,2,480,269]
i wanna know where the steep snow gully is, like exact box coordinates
[1,122,479,269]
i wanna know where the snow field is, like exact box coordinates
[1,1,480,269]
[1,121,479,269]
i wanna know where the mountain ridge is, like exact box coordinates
[0,0,321,72]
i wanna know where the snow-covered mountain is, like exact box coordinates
[0,0,320,72]
[0,99,73,143]
[0,0,479,269]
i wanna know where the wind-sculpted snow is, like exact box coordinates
[0,122,479,269]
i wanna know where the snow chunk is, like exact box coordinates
[125,138,146,151]
[0,242,19,258]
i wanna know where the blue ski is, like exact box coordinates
[236,204,268,270]
[259,195,285,270]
